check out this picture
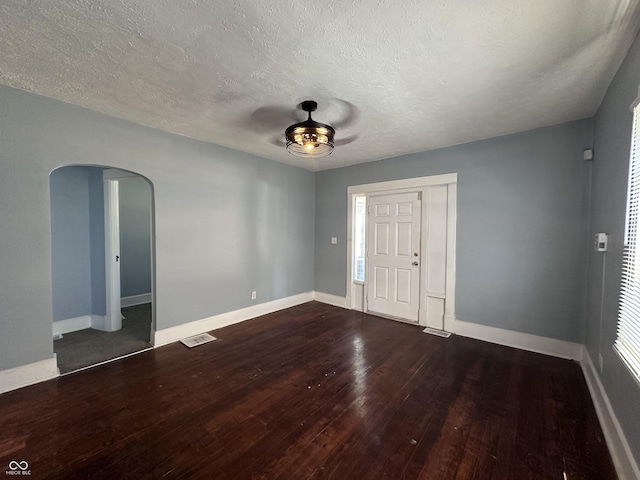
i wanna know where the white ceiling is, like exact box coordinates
[1,1,639,172]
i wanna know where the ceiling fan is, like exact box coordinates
[285,100,335,158]
[245,99,359,157]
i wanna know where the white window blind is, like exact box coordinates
[616,102,640,382]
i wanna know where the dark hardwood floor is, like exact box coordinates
[0,302,615,479]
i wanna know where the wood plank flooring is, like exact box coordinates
[0,302,616,479]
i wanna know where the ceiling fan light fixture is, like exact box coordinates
[285,101,335,158]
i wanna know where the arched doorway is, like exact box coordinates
[50,165,156,373]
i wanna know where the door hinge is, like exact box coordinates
[418,191,422,200]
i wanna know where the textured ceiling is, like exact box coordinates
[1,1,640,171]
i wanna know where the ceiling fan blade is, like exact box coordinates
[242,106,298,134]
[269,135,286,148]
[335,135,358,147]
[331,99,360,130]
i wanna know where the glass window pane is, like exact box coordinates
[354,196,366,282]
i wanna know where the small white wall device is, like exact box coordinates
[594,233,608,252]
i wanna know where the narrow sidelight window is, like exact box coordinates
[354,195,366,283]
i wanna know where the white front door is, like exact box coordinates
[366,192,421,322]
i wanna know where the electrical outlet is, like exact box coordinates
[598,353,604,373]
[251,291,257,300]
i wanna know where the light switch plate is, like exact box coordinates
[331,237,338,244]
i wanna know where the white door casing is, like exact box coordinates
[103,177,122,332]
[366,192,421,322]
[424,185,448,330]
[346,173,457,332]
[103,168,157,340]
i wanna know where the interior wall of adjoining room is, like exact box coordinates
[51,166,153,327]
[586,29,640,465]
[315,119,593,343]
[119,175,152,300]
[88,168,106,315]
[50,166,105,322]
[0,84,315,372]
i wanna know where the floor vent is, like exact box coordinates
[422,327,451,338]
[180,333,217,348]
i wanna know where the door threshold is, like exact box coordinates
[366,310,419,326]
[60,346,153,376]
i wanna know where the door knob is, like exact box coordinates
[412,261,419,266]
[413,252,419,257]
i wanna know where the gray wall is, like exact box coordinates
[315,120,593,343]
[119,176,152,298]
[586,31,640,463]
[0,85,315,371]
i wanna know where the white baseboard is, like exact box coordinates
[89,314,112,331]
[581,347,640,480]
[440,319,639,475]
[153,291,314,347]
[312,299,581,360]
[53,315,91,336]
[121,293,152,308]
[453,319,583,360]
[52,314,109,336]
[0,356,59,394]
[313,291,347,308]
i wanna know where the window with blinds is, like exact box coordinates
[616,101,640,382]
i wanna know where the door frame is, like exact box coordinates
[345,173,457,332]
[103,168,156,340]
[103,174,122,332]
